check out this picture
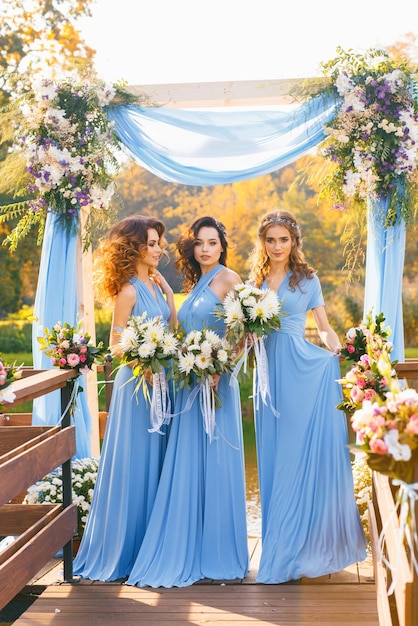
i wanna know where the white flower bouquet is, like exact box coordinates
[118,313,178,433]
[172,328,236,441]
[24,457,99,538]
[215,284,283,412]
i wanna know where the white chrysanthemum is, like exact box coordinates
[195,353,211,370]
[143,321,165,344]
[138,341,157,359]
[178,352,195,374]
[248,299,272,322]
[119,327,139,354]
[162,333,178,355]
[217,349,229,364]
[224,299,245,324]
[335,72,354,96]
[261,289,281,316]
[185,330,202,345]
[203,329,221,347]
[200,340,213,356]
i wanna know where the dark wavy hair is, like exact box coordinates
[175,216,228,292]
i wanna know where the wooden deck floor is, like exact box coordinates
[12,538,379,626]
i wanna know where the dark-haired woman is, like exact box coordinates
[249,210,366,584]
[127,216,249,588]
[74,215,176,582]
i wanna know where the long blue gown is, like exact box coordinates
[255,273,367,584]
[73,277,172,581]
[126,265,249,588]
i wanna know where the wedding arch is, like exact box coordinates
[14,50,416,456]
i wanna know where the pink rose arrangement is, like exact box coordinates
[350,352,418,483]
[38,320,106,377]
[337,311,395,416]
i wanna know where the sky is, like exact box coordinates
[77,0,417,87]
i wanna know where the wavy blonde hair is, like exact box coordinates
[93,215,167,305]
[248,210,316,289]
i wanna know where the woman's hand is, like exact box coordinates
[209,374,221,390]
[151,270,173,297]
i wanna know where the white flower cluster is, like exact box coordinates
[351,458,372,544]
[119,313,178,372]
[323,66,418,202]
[217,283,283,343]
[19,77,118,216]
[24,457,99,537]
[176,328,232,377]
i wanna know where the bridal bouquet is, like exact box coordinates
[172,328,236,441]
[215,284,283,412]
[38,320,106,375]
[0,355,23,408]
[216,283,283,344]
[38,319,106,414]
[337,311,395,416]
[118,313,178,433]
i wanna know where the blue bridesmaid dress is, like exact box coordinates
[73,277,172,581]
[126,265,249,587]
[255,273,367,584]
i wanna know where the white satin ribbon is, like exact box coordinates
[199,378,217,443]
[378,479,418,595]
[148,370,172,435]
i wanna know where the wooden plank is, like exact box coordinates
[5,369,77,407]
[0,426,76,506]
[126,78,317,108]
[368,500,393,626]
[0,505,64,561]
[0,426,58,457]
[0,413,32,426]
[13,583,379,625]
[0,503,59,536]
[0,504,77,611]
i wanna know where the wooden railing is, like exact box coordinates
[368,359,418,626]
[0,369,78,611]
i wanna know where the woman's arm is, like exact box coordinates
[151,269,178,327]
[312,305,342,355]
[109,282,136,359]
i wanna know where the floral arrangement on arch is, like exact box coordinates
[118,313,178,434]
[172,327,236,441]
[0,355,23,408]
[24,457,99,539]
[308,47,418,227]
[337,311,396,416]
[1,77,136,250]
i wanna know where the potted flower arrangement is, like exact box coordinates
[23,457,99,545]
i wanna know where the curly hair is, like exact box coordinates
[248,210,316,289]
[174,216,229,293]
[93,215,167,305]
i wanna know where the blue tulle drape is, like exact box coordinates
[32,213,92,459]
[364,198,406,362]
[106,96,337,185]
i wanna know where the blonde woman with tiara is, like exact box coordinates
[249,210,366,584]
[74,214,176,582]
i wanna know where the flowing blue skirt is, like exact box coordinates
[73,365,168,581]
[255,331,367,583]
[126,374,249,587]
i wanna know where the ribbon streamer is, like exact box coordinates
[199,378,217,443]
[252,338,281,419]
[378,479,418,595]
[148,370,172,435]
